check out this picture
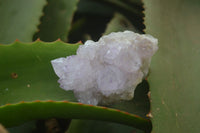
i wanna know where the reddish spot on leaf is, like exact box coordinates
[101,107,108,109]
[134,115,140,118]
[36,38,41,41]
[124,112,131,115]
[77,40,83,44]
[11,73,18,79]
[116,109,121,112]
[47,100,54,102]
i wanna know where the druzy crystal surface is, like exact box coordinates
[51,31,158,105]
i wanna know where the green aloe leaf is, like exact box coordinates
[0,41,79,105]
[144,0,200,132]
[0,101,151,132]
[34,0,79,42]
[0,0,47,44]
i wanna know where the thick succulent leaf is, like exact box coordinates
[104,12,139,35]
[0,0,47,44]
[0,101,151,132]
[34,0,79,42]
[0,41,79,105]
[144,0,200,132]
[68,120,144,133]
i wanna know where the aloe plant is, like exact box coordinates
[0,0,199,133]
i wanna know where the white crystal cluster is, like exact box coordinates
[51,31,158,105]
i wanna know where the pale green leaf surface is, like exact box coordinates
[0,0,46,44]
[144,0,200,132]
[34,0,79,42]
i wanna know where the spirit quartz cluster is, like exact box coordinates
[51,31,158,105]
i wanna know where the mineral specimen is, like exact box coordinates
[51,31,158,105]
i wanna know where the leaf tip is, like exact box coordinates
[63,101,69,103]
[15,39,19,42]
[147,91,151,98]
[36,38,41,42]
[5,103,11,106]
[57,38,61,41]
[88,104,94,107]
[77,40,83,44]
[101,106,108,110]
[116,109,121,112]
[123,111,131,115]
[146,112,153,118]
[78,102,83,105]
[47,100,54,102]
[34,100,41,103]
